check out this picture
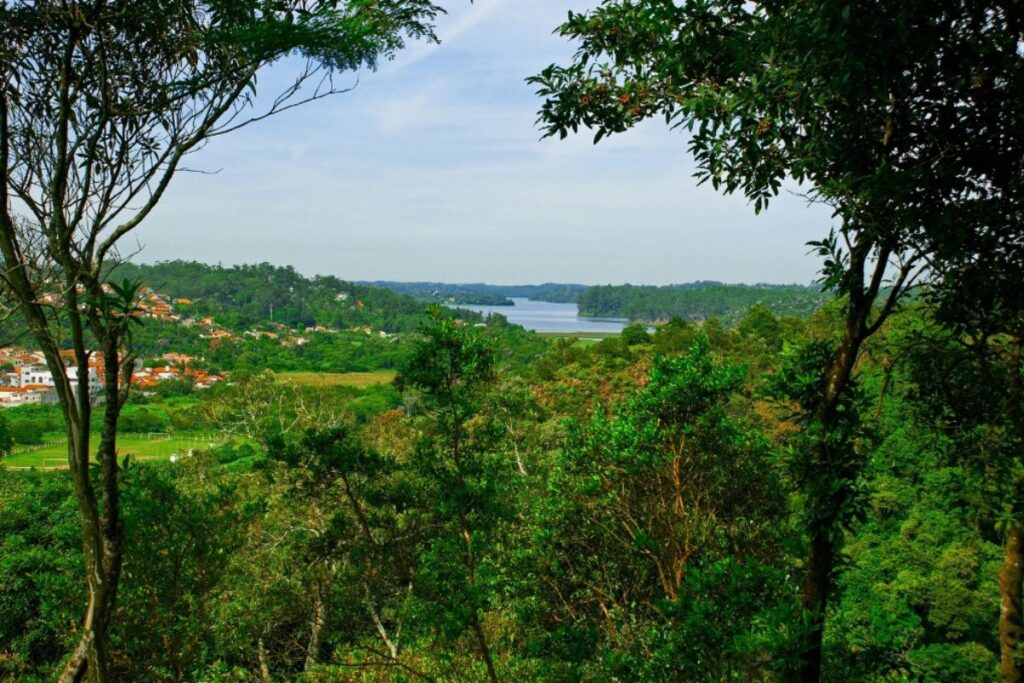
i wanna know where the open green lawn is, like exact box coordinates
[538,331,621,338]
[275,371,396,388]
[3,433,225,470]
[539,332,620,346]
[538,332,619,346]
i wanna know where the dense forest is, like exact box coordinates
[116,262,438,333]
[364,281,588,306]
[2,302,1019,681]
[578,282,828,323]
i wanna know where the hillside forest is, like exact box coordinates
[1,293,1020,682]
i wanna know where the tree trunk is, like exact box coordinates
[58,340,128,683]
[799,532,835,682]
[798,357,859,683]
[1001,524,1024,682]
[460,515,499,683]
[54,362,105,683]
[796,247,883,682]
[471,617,500,683]
[59,580,115,683]
[304,587,326,672]
[58,634,90,683]
[258,639,272,683]
[366,584,406,660]
[0,246,128,683]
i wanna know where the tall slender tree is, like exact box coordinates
[0,2,441,680]
[532,2,1024,679]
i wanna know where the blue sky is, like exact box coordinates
[137,1,833,285]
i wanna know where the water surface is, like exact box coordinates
[458,298,626,334]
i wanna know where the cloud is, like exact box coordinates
[380,0,515,76]
[136,0,831,286]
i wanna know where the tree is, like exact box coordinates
[0,470,82,681]
[484,374,546,477]
[399,308,509,683]
[112,461,242,682]
[912,281,1024,680]
[823,320,1002,681]
[0,411,13,456]
[532,3,1024,678]
[620,322,651,346]
[278,426,417,674]
[934,207,1024,679]
[739,304,783,351]
[0,2,441,680]
[530,338,790,679]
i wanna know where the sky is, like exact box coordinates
[137,0,835,286]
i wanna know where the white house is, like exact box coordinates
[0,385,53,407]
[19,364,103,397]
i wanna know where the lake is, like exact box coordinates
[457,298,627,334]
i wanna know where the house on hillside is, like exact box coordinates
[0,385,55,407]
[131,364,182,388]
[18,363,103,400]
[203,329,235,342]
[161,352,195,366]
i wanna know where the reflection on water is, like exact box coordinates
[457,298,626,334]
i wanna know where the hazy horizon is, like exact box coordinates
[129,257,820,289]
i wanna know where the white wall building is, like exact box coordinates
[0,386,52,407]
[19,364,103,397]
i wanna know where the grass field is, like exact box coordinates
[539,332,621,345]
[4,433,225,470]
[538,332,619,347]
[275,371,396,388]
[538,331,621,339]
